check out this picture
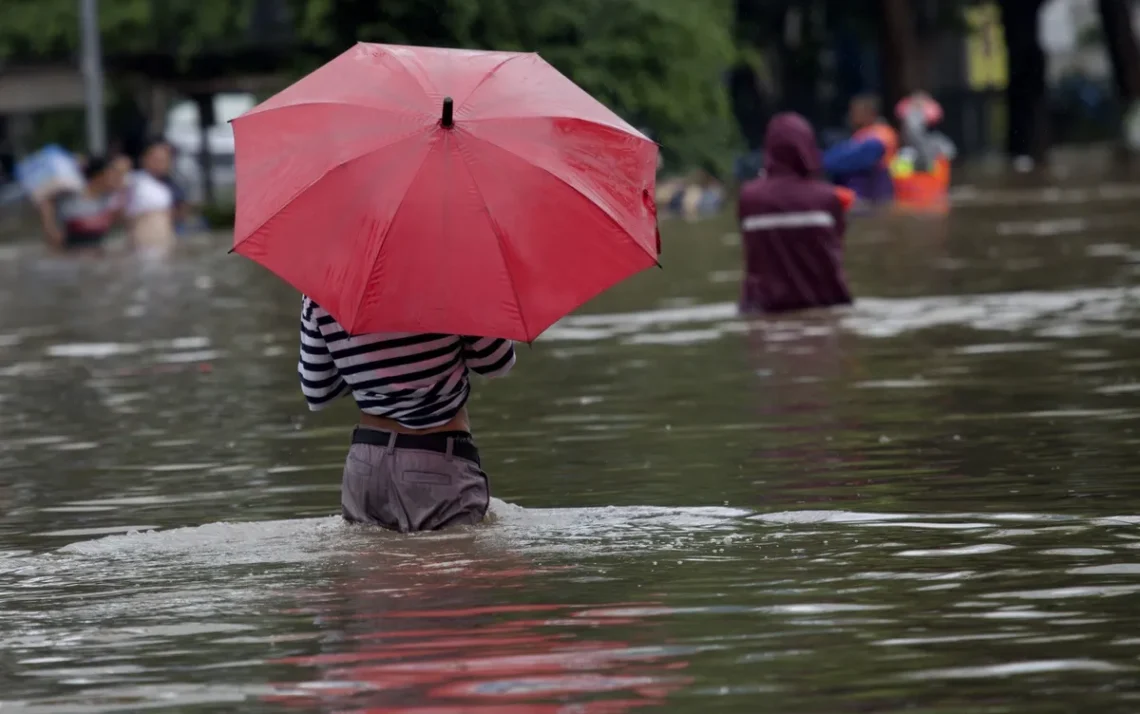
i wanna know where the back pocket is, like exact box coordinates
[402,471,453,486]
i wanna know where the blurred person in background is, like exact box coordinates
[822,94,898,206]
[738,112,855,314]
[125,139,177,256]
[657,164,725,221]
[37,154,130,253]
[895,92,956,171]
[890,92,956,214]
[734,152,762,183]
[166,170,200,235]
[16,143,84,204]
[161,143,207,235]
[679,165,725,220]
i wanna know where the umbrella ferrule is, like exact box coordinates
[441,97,454,128]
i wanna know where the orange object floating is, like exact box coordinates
[892,156,951,215]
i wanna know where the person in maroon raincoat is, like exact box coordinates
[738,112,855,314]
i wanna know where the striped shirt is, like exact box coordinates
[298,296,516,429]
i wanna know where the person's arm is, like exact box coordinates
[933,132,958,161]
[34,194,64,250]
[833,186,856,213]
[461,336,516,378]
[298,297,350,410]
[822,137,886,178]
[833,190,850,242]
[109,187,131,225]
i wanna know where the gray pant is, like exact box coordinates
[341,427,490,532]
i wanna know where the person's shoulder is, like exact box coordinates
[134,170,169,192]
[739,173,770,191]
[304,299,346,329]
[737,176,772,204]
[301,295,325,320]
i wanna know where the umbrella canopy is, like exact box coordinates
[231,42,660,341]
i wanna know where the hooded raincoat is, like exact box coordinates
[738,113,854,313]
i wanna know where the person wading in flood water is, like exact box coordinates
[738,112,854,314]
[822,94,899,207]
[37,155,130,253]
[124,139,177,257]
[298,298,515,532]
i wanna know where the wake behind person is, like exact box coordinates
[299,297,515,533]
[738,112,854,314]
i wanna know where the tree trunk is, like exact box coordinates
[777,4,825,122]
[732,0,783,146]
[192,93,216,206]
[143,83,172,139]
[877,0,921,113]
[1098,0,1140,102]
[998,0,1048,162]
[1099,0,1140,153]
[728,64,770,151]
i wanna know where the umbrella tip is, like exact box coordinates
[441,97,454,128]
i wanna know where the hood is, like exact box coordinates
[763,112,821,178]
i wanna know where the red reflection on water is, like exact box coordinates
[262,538,690,711]
[351,702,658,713]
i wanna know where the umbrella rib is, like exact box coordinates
[452,140,531,341]
[239,100,428,122]
[455,53,532,111]
[463,113,646,140]
[232,128,428,255]
[460,130,657,262]
[352,134,442,333]
[378,45,438,101]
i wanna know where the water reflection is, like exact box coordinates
[266,534,690,712]
[743,314,869,509]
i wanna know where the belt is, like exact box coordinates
[351,427,480,466]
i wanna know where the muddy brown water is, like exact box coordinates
[2,181,1140,712]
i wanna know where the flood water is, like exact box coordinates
[3,180,1140,713]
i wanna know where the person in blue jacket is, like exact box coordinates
[822,95,899,205]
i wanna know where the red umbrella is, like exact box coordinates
[231,42,660,341]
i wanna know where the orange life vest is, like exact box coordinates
[853,123,899,167]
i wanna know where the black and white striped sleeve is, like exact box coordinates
[461,336,516,378]
[298,297,349,410]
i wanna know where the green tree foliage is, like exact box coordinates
[294,0,741,172]
[0,0,258,63]
[0,0,740,173]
